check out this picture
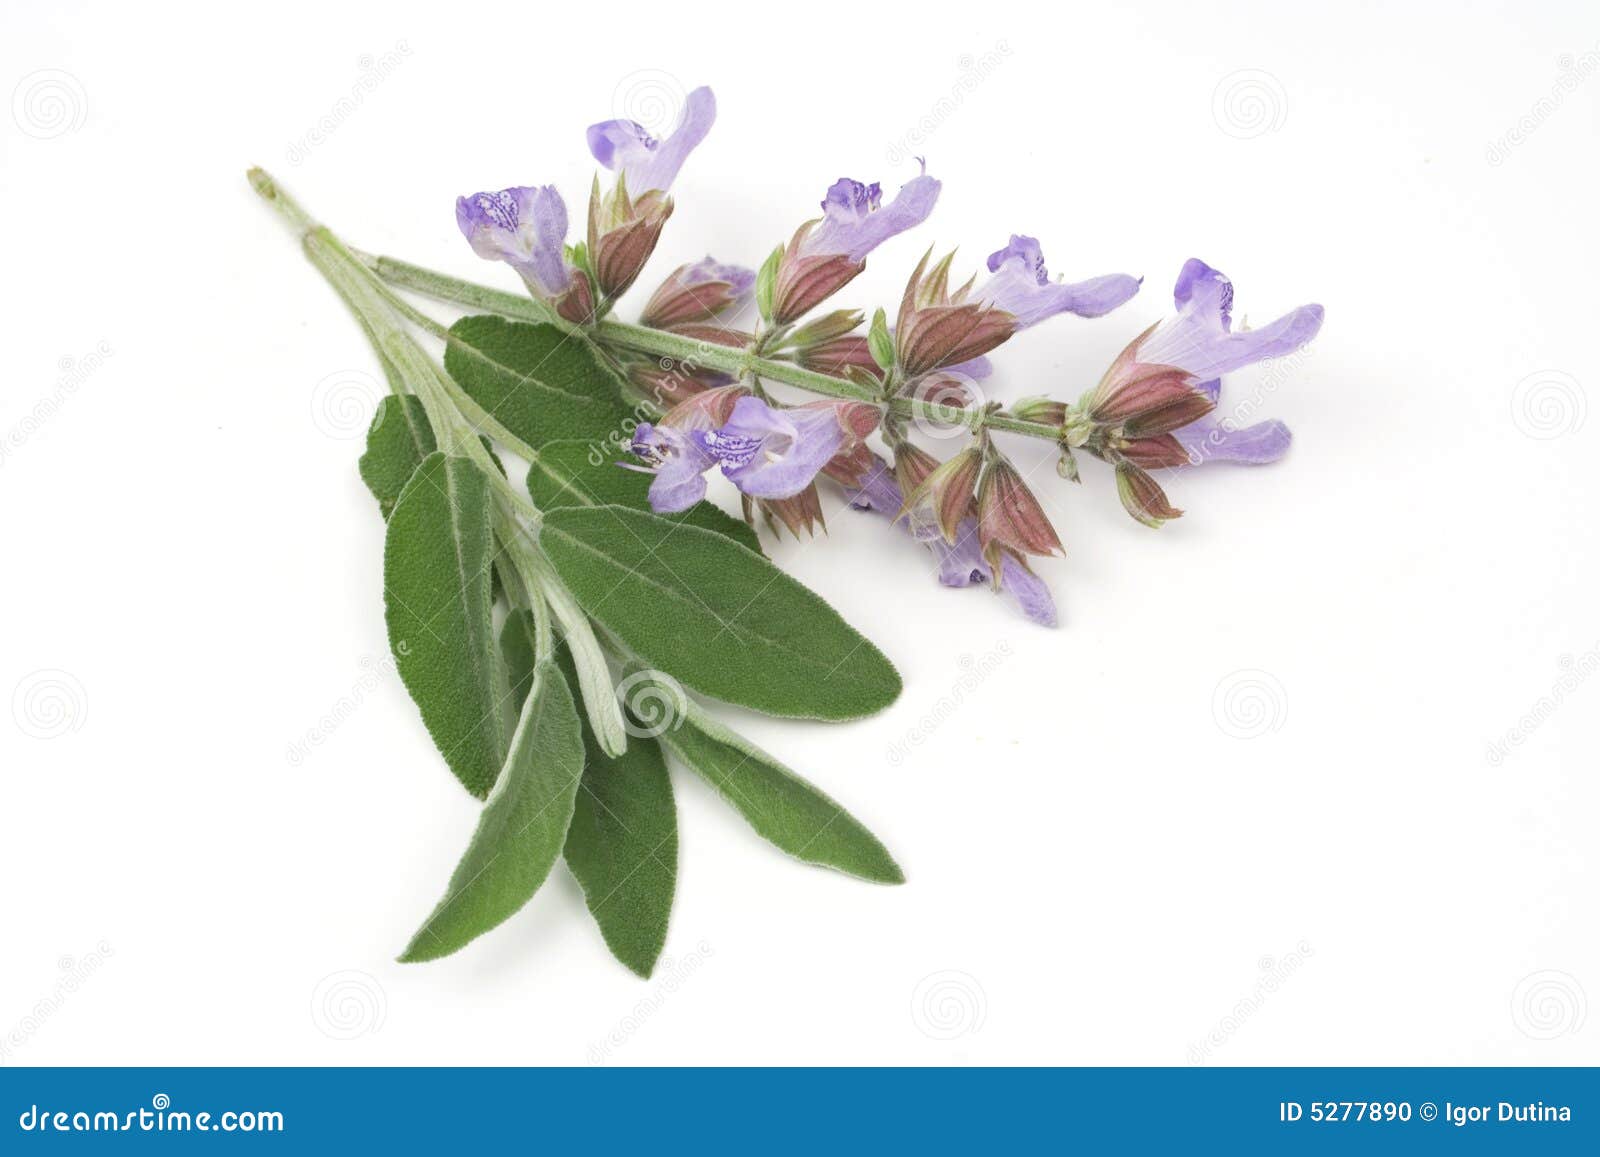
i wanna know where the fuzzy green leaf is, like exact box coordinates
[557,651,677,977]
[384,452,512,798]
[444,315,633,449]
[657,689,902,883]
[500,607,542,707]
[503,613,679,976]
[539,505,901,720]
[399,658,585,962]
[359,395,437,519]
[527,438,762,554]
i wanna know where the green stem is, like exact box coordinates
[349,250,560,326]
[346,259,546,464]
[590,320,876,402]
[350,246,1066,442]
[252,172,541,523]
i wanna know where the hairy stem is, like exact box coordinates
[350,250,561,326]
[352,249,1068,442]
[250,170,541,522]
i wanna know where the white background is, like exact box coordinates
[2,0,1596,1066]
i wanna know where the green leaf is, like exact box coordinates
[500,607,542,707]
[502,617,676,976]
[399,658,585,962]
[554,647,677,978]
[384,452,512,798]
[358,396,508,520]
[526,438,762,554]
[656,688,902,884]
[444,315,633,449]
[539,505,901,720]
[359,395,437,519]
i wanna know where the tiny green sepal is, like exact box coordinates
[867,307,895,371]
[755,245,783,322]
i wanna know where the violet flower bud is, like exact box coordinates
[795,334,882,379]
[904,445,984,544]
[975,456,1065,570]
[1114,460,1183,527]
[586,180,674,301]
[893,250,1016,379]
[641,257,755,329]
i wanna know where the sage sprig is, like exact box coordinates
[250,82,1319,976]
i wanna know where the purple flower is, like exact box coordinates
[798,172,941,262]
[627,423,714,513]
[1136,259,1323,465]
[587,86,716,194]
[455,185,572,296]
[977,235,1141,327]
[846,457,1058,627]
[695,396,875,501]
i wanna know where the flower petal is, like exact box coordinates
[977,236,1140,327]
[587,86,716,193]
[1139,259,1324,379]
[1173,415,1293,465]
[629,423,714,512]
[454,185,570,295]
[997,553,1058,627]
[1172,257,1234,331]
[702,396,846,500]
[802,172,941,262]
